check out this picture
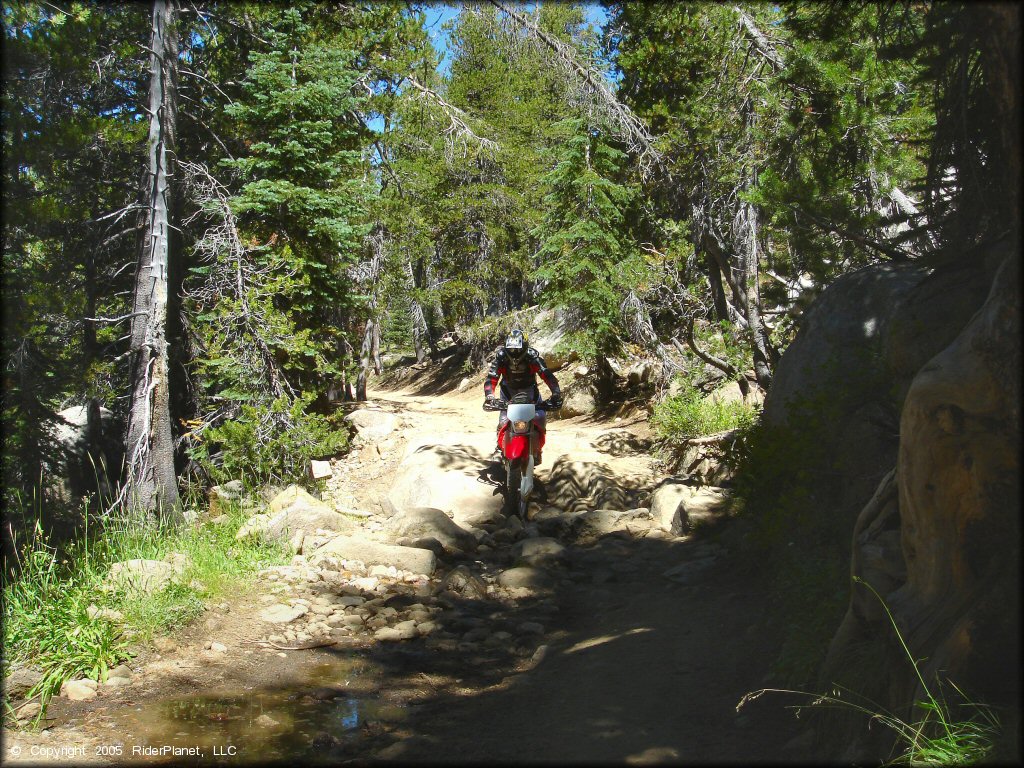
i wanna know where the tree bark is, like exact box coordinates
[733,196,775,389]
[123,0,182,523]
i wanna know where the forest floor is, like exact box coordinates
[2,365,811,765]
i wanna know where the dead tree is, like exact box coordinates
[122,0,182,522]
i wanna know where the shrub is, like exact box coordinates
[190,394,349,490]
[651,389,759,440]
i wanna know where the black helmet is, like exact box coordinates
[505,328,528,361]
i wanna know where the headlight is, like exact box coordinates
[513,420,529,433]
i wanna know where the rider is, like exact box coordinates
[484,328,562,464]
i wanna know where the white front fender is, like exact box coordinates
[520,454,535,499]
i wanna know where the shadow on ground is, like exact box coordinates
[100,527,815,765]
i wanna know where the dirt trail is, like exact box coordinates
[2,379,804,765]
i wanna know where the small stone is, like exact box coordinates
[61,679,98,701]
[393,619,418,633]
[16,701,42,720]
[210,642,227,653]
[518,622,545,635]
[255,713,280,728]
[103,676,131,689]
[203,641,212,650]
[259,603,309,623]
[375,626,415,642]
[529,644,549,667]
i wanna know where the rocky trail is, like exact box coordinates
[3,377,806,765]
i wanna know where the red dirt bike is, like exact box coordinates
[483,391,561,519]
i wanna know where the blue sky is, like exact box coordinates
[368,3,610,134]
[423,3,610,77]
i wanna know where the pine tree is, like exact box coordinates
[533,117,641,359]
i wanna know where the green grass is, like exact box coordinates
[738,577,1002,765]
[2,498,289,725]
[651,389,759,440]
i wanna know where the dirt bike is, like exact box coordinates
[483,391,561,519]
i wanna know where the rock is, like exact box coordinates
[42,401,122,513]
[86,604,124,623]
[497,566,551,590]
[104,559,179,596]
[560,387,597,418]
[209,480,243,515]
[210,514,229,526]
[457,377,473,393]
[15,701,42,720]
[102,676,131,689]
[650,484,730,534]
[662,557,717,583]
[375,626,415,642]
[529,308,577,370]
[384,507,478,555]
[238,486,362,544]
[679,486,731,530]
[709,380,764,407]
[385,444,504,526]
[259,603,309,624]
[410,537,446,557]
[760,261,932,536]
[823,252,1022,725]
[289,529,305,555]
[517,622,545,635]
[512,537,565,566]
[314,535,437,576]
[344,409,399,440]
[442,565,488,599]
[61,679,98,701]
[572,508,655,537]
[650,480,691,535]
[255,714,280,728]
[210,642,227,653]
[108,663,132,679]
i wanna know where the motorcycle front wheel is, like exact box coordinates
[505,460,525,519]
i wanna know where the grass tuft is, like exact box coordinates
[737,577,1002,765]
[2,497,289,725]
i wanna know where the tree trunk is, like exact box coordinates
[405,258,428,364]
[733,197,775,390]
[123,0,181,523]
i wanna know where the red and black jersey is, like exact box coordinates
[484,346,560,400]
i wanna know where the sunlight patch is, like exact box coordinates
[564,627,653,654]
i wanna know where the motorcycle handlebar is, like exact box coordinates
[483,398,562,412]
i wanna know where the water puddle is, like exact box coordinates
[112,659,406,763]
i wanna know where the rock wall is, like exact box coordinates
[816,244,1021,756]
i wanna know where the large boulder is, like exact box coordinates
[818,246,1020,757]
[559,386,597,418]
[42,400,123,511]
[314,535,437,576]
[650,481,730,534]
[103,554,189,596]
[384,507,478,555]
[756,258,1000,546]
[344,409,399,440]
[529,308,577,370]
[385,443,504,527]
[237,485,362,543]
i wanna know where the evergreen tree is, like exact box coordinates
[533,118,642,359]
